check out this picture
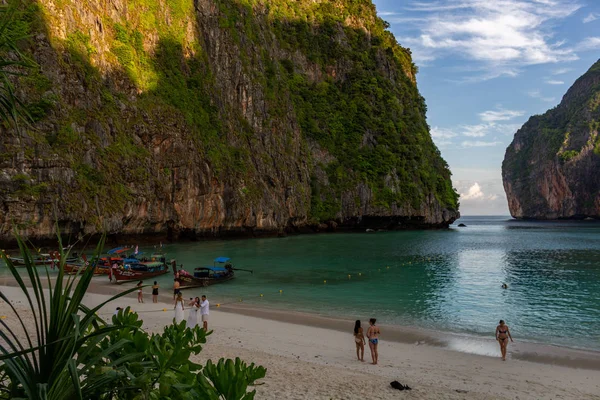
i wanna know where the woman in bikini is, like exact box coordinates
[136,281,144,303]
[496,320,513,361]
[353,320,366,361]
[152,281,159,303]
[366,318,380,365]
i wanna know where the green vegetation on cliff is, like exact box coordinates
[2,0,457,237]
[502,59,600,219]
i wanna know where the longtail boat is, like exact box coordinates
[8,252,79,267]
[108,251,169,283]
[110,261,169,282]
[174,257,252,288]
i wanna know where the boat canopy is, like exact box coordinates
[143,261,164,267]
[126,261,163,267]
[195,266,227,272]
[214,257,230,263]
[107,247,131,254]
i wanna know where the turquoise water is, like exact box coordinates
[4,216,600,350]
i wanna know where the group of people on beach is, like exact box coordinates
[133,279,210,330]
[353,318,514,363]
[174,293,210,330]
[136,281,161,303]
[353,319,381,364]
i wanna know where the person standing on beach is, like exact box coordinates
[366,318,380,365]
[353,320,366,362]
[174,293,185,324]
[137,281,144,303]
[152,281,159,303]
[496,320,513,361]
[187,297,200,329]
[200,295,209,331]
[173,279,180,300]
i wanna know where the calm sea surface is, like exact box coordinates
[4,216,600,350]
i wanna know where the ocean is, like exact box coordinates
[5,216,600,350]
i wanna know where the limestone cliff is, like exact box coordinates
[503,60,600,219]
[0,0,459,242]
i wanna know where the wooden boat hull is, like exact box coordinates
[9,257,78,266]
[63,263,110,276]
[111,266,169,282]
[177,273,235,288]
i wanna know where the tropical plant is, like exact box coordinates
[91,311,266,400]
[0,0,35,129]
[0,235,266,400]
[0,235,139,399]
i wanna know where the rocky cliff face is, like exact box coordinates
[503,60,600,219]
[0,0,458,242]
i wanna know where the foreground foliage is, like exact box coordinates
[0,235,265,400]
[0,0,34,130]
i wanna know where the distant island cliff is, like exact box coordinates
[503,59,600,219]
[0,0,458,242]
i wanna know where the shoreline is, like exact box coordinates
[3,275,597,371]
[2,282,599,399]
[0,221,460,250]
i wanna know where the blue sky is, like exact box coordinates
[372,0,600,215]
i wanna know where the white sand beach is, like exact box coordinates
[1,284,599,400]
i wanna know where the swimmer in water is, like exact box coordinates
[502,283,508,289]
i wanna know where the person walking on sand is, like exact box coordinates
[173,279,180,300]
[174,292,185,324]
[136,281,144,303]
[152,281,159,303]
[366,318,380,365]
[353,320,366,362]
[496,320,514,361]
[200,295,209,331]
[187,296,200,329]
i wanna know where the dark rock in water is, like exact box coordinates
[503,59,600,220]
[458,223,467,227]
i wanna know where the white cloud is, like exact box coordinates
[454,178,509,215]
[545,79,564,85]
[396,0,581,78]
[463,122,520,137]
[431,126,458,139]
[583,13,598,23]
[461,182,485,200]
[576,37,600,51]
[430,109,522,147]
[552,67,572,75]
[430,126,458,148]
[527,89,556,102]
[461,140,503,147]
[479,108,524,122]
[460,182,501,201]
[462,124,489,137]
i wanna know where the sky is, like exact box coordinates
[372,0,600,215]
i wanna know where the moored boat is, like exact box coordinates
[110,261,169,282]
[175,257,251,288]
[8,252,79,266]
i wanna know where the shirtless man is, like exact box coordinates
[366,318,381,365]
[173,279,180,300]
